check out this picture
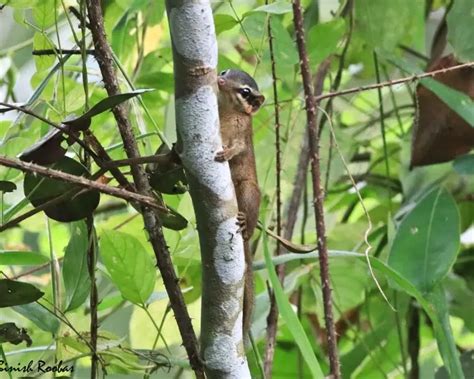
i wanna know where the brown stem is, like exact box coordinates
[85,2,203,376]
[0,156,162,210]
[32,49,95,55]
[316,61,474,101]
[292,1,341,377]
[408,302,420,379]
[263,8,284,376]
[86,217,99,379]
[83,130,133,190]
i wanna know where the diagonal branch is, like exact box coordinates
[0,156,162,210]
[85,1,204,377]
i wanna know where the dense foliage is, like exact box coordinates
[0,0,473,378]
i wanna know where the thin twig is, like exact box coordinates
[316,61,474,101]
[373,52,392,213]
[263,7,284,375]
[0,156,164,211]
[292,1,341,377]
[32,49,95,55]
[408,302,420,379]
[85,2,204,376]
[0,167,106,232]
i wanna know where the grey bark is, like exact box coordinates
[165,1,251,378]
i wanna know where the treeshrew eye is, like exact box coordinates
[239,87,251,98]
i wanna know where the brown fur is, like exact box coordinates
[215,70,264,341]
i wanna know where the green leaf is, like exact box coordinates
[214,14,238,35]
[0,181,17,193]
[33,0,55,29]
[262,227,324,379]
[99,230,156,305]
[63,89,154,127]
[453,154,474,175]
[355,0,424,51]
[159,206,188,231]
[420,78,474,127]
[13,303,60,333]
[263,17,299,79]
[0,279,44,307]
[0,251,49,266]
[23,156,100,222]
[307,19,346,64]
[447,0,474,61]
[33,33,55,72]
[63,222,91,312]
[248,1,292,15]
[388,187,460,293]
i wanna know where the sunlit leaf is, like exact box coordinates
[447,0,474,61]
[0,251,49,266]
[63,221,91,312]
[63,89,154,127]
[100,230,155,305]
[214,14,238,35]
[388,187,460,293]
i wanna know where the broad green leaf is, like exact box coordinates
[307,19,346,64]
[355,0,424,51]
[214,14,238,35]
[63,89,154,126]
[248,1,292,15]
[420,78,474,127]
[388,187,460,293]
[262,228,324,379]
[99,230,155,305]
[97,293,124,311]
[447,0,474,61]
[453,154,474,175]
[261,17,298,80]
[33,0,55,29]
[0,251,49,266]
[13,303,58,333]
[0,279,44,307]
[63,221,91,312]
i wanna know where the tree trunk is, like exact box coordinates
[165,1,251,377]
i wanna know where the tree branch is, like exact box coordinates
[292,0,341,377]
[316,61,474,101]
[0,156,162,210]
[85,1,204,377]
